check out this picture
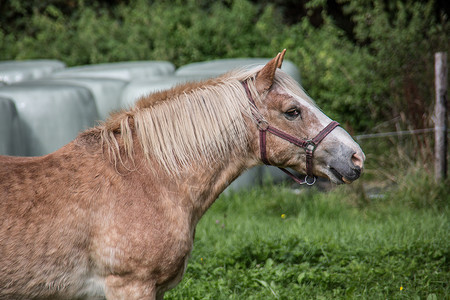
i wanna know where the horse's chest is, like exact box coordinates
[92,204,194,279]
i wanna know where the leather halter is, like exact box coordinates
[242,80,340,185]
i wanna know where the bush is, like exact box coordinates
[345,0,450,131]
[280,18,382,131]
[0,0,284,66]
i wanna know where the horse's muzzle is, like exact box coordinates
[327,148,365,184]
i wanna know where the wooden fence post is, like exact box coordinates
[434,52,448,182]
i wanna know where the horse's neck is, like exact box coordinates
[115,134,255,225]
[181,153,257,224]
[82,125,257,225]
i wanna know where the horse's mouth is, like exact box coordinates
[329,167,348,184]
[329,166,361,184]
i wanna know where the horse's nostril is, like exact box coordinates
[354,166,361,177]
[351,152,364,169]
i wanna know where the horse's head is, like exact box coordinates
[245,50,365,184]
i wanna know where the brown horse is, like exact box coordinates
[0,50,365,299]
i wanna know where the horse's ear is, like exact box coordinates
[255,49,286,93]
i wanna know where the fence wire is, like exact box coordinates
[355,128,448,141]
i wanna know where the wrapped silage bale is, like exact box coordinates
[52,61,176,81]
[27,78,128,120]
[0,83,98,156]
[176,58,301,83]
[0,97,20,156]
[120,75,209,108]
[0,60,66,85]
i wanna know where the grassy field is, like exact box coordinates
[166,176,449,299]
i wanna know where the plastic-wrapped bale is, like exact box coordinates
[120,75,209,109]
[0,97,20,156]
[0,83,98,156]
[52,61,176,81]
[176,58,301,83]
[26,78,128,121]
[0,60,66,85]
[224,168,263,193]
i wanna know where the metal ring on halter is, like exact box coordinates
[305,140,317,152]
[305,175,316,185]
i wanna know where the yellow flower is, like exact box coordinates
[281,214,286,219]
[400,286,403,291]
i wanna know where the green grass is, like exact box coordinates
[166,178,449,299]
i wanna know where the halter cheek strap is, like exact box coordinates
[242,81,339,185]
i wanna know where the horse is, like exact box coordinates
[0,50,365,299]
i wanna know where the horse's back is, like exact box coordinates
[0,153,68,215]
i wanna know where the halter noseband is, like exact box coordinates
[242,80,340,185]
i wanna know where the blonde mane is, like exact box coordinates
[99,67,309,174]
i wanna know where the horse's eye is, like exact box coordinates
[284,108,301,120]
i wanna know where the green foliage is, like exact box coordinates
[165,181,449,299]
[281,18,382,130]
[342,0,450,130]
[0,0,283,66]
